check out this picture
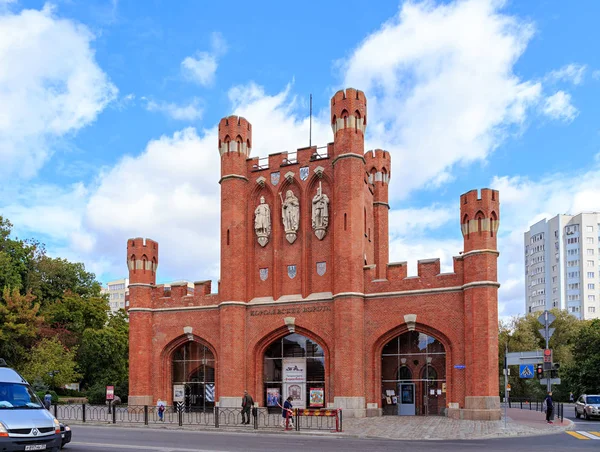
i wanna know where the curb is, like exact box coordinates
[64,419,574,442]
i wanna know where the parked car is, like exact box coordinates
[575,394,600,420]
[0,359,62,451]
[59,422,72,448]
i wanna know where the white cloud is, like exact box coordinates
[546,63,587,85]
[542,91,578,122]
[146,97,203,121]
[0,5,117,180]
[181,32,227,87]
[342,0,541,199]
[593,70,600,81]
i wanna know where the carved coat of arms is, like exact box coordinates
[271,172,280,186]
[316,262,326,276]
[259,268,268,281]
[300,166,309,181]
[287,265,297,279]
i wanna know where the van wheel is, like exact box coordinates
[575,408,580,418]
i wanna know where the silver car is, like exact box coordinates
[575,394,600,420]
[0,365,62,451]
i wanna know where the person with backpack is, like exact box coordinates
[281,396,294,429]
[157,399,165,422]
[544,391,554,424]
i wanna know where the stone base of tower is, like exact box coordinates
[128,395,153,407]
[334,397,366,418]
[447,396,501,420]
[218,397,241,408]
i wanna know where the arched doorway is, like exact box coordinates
[381,331,446,416]
[172,341,215,412]
[263,333,325,411]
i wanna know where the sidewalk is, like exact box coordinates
[65,408,573,441]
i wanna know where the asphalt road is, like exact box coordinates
[562,402,600,434]
[63,423,599,451]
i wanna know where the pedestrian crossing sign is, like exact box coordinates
[519,364,534,379]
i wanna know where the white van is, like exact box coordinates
[0,360,62,451]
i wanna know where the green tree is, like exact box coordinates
[0,288,43,366]
[0,217,38,293]
[78,310,129,391]
[27,256,102,306]
[562,319,600,396]
[21,337,82,389]
[41,292,109,346]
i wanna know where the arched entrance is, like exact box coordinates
[381,331,446,416]
[263,333,325,410]
[172,341,215,412]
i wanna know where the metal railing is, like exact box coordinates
[53,404,342,432]
[506,398,564,423]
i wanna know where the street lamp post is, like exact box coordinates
[48,370,59,391]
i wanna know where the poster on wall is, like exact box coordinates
[266,388,280,407]
[309,388,324,407]
[173,385,185,402]
[283,357,306,408]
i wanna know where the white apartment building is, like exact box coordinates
[524,213,600,320]
[101,278,129,314]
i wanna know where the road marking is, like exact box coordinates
[74,441,227,451]
[566,431,591,440]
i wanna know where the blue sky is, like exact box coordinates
[1,0,600,318]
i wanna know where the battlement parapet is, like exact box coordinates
[218,115,252,156]
[460,189,500,239]
[150,282,219,308]
[246,145,332,180]
[331,88,367,135]
[365,149,391,185]
[364,256,465,294]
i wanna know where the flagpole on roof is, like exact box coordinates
[309,94,312,147]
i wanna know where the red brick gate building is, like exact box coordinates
[127,88,501,420]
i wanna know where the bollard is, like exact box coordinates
[215,407,219,428]
[82,403,86,423]
[53,404,58,418]
[295,409,299,431]
[520,400,522,409]
[252,406,258,430]
[144,405,148,425]
[112,405,116,424]
[178,406,183,426]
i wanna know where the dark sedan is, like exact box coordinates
[59,423,72,448]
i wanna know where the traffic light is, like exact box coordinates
[536,364,544,379]
[550,363,560,379]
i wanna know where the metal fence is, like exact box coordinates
[507,398,564,422]
[53,404,342,432]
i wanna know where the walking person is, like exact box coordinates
[544,391,554,424]
[241,390,254,425]
[157,399,165,422]
[43,391,52,410]
[281,396,294,429]
[569,392,574,403]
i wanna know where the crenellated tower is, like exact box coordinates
[459,189,501,418]
[126,237,159,406]
[219,115,252,302]
[217,115,251,407]
[365,149,391,280]
[331,88,368,417]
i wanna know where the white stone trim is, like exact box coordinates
[463,281,501,290]
[461,249,500,258]
[128,283,153,288]
[219,174,248,183]
[332,292,365,299]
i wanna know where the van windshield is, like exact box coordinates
[0,383,43,409]
[587,396,600,405]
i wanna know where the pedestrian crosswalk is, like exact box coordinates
[566,431,600,440]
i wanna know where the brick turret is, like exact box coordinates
[365,149,391,279]
[126,237,158,407]
[331,88,368,417]
[217,115,250,408]
[127,238,158,286]
[459,189,501,418]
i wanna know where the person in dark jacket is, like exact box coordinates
[241,390,254,425]
[544,391,554,424]
[282,396,293,429]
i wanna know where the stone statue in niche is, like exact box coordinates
[254,196,271,247]
[312,181,329,240]
[280,189,299,244]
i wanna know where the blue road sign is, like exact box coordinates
[454,365,466,369]
[519,364,534,379]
